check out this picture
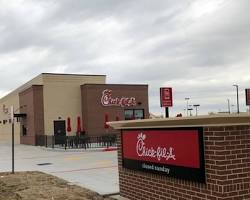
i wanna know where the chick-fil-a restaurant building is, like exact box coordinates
[0,73,149,145]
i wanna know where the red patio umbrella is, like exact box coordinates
[104,113,109,129]
[77,116,81,136]
[67,117,72,132]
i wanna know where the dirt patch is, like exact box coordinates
[0,171,114,200]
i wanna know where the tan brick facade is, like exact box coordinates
[117,125,250,200]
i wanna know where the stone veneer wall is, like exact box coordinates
[118,125,250,200]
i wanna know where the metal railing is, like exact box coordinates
[35,134,117,149]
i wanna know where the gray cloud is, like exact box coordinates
[0,0,250,115]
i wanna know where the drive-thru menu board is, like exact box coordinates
[160,87,173,107]
[246,89,250,105]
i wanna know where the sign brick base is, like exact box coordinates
[117,125,250,200]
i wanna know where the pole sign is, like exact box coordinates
[122,128,205,183]
[10,105,15,174]
[160,87,173,107]
[245,89,250,105]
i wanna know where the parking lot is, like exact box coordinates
[0,143,119,195]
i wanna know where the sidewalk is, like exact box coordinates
[0,143,119,195]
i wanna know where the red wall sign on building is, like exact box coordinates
[245,89,250,105]
[122,128,205,183]
[160,87,173,107]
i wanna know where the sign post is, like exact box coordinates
[10,106,15,174]
[245,89,250,112]
[165,107,169,118]
[160,87,173,118]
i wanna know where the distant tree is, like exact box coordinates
[208,112,216,115]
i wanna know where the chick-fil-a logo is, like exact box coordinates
[136,132,176,161]
[101,89,137,107]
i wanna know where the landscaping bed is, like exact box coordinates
[0,171,114,200]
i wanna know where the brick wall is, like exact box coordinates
[81,84,149,136]
[118,125,250,200]
[19,85,44,145]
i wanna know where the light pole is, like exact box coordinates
[227,99,230,114]
[185,97,190,117]
[233,84,240,114]
[193,104,200,116]
[231,104,235,113]
[188,107,193,116]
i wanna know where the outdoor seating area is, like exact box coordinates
[35,134,117,149]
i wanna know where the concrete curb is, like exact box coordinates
[102,147,118,152]
[108,195,129,200]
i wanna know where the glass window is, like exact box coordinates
[134,109,144,119]
[124,110,134,120]
[124,109,144,120]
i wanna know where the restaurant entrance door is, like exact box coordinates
[54,120,66,144]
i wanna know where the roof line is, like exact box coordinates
[42,73,106,77]
[81,83,148,86]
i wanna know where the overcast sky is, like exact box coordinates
[0,0,250,116]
